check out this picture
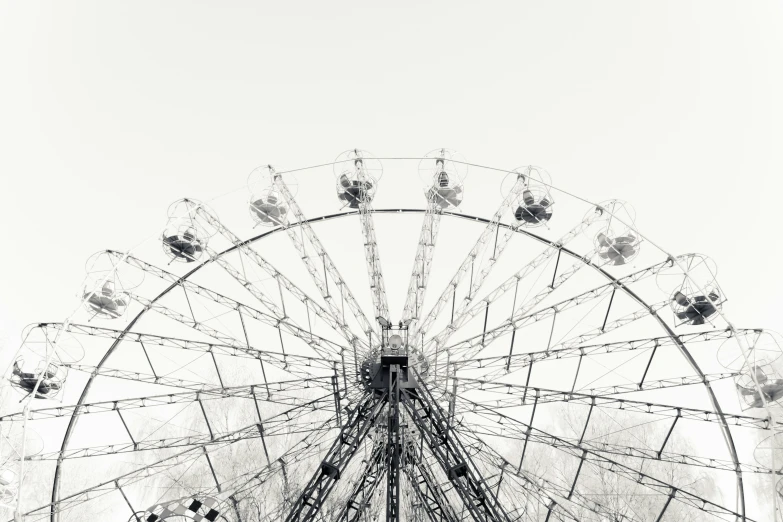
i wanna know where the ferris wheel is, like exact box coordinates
[1,150,781,522]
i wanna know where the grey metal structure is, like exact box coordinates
[2,154,779,522]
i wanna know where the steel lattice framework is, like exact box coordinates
[1,153,780,522]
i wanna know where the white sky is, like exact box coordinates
[1,1,781,348]
[0,1,782,518]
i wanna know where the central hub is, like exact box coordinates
[360,319,429,391]
[366,354,418,391]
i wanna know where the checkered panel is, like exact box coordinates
[143,495,221,522]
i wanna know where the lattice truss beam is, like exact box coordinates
[110,250,352,362]
[401,202,442,335]
[457,397,759,522]
[273,172,378,346]
[353,157,390,325]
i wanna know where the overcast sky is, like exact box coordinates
[1,1,781,364]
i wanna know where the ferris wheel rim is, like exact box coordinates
[36,205,753,521]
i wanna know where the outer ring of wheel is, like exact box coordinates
[47,208,746,521]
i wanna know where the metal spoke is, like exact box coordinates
[115,251,350,361]
[401,204,442,335]
[63,363,223,392]
[273,171,378,344]
[425,211,601,359]
[460,397,756,522]
[461,429,639,522]
[41,322,338,375]
[31,417,332,462]
[355,163,390,325]
[467,423,772,475]
[0,378,335,422]
[451,328,748,375]
[413,174,527,344]
[22,407,339,519]
[453,377,775,431]
[456,372,738,406]
[29,394,339,461]
[194,206,368,353]
[444,260,671,361]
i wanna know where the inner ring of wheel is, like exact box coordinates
[47,208,746,521]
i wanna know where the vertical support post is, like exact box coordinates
[658,413,680,458]
[640,340,660,386]
[521,361,534,404]
[549,249,562,289]
[570,352,583,394]
[655,489,676,522]
[386,363,402,522]
[198,397,214,440]
[546,313,557,351]
[116,410,136,447]
[139,341,157,379]
[600,287,616,331]
[480,303,490,346]
[210,350,225,389]
[579,400,594,445]
[567,451,587,500]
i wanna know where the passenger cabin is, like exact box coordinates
[596,232,639,266]
[10,358,65,399]
[737,365,783,408]
[83,281,128,319]
[514,189,553,226]
[337,173,374,208]
[162,226,205,262]
[250,193,288,226]
[672,290,720,325]
[427,172,463,209]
